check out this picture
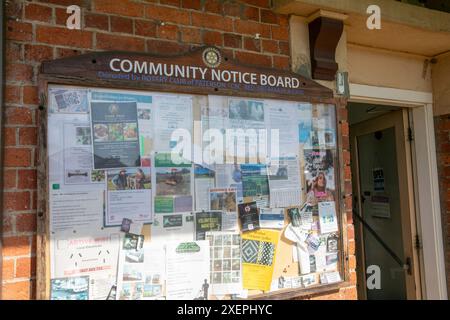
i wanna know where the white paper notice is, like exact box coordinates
[106,190,152,227]
[259,208,285,229]
[151,212,195,245]
[165,241,210,300]
[153,95,193,152]
[318,201,338,234]
[50,189,104,232]
[50,230,121,300]
[268,155,302,208]
[195,178,215,211]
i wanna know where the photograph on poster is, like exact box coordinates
[206,231,242,295]
[90,101,140,169]
[106,167,152,227]
[241,164,269,198]
[50,276,89,300]
[151,212,195,245]
[194,164,216,211]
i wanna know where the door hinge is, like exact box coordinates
[407,127,414,141]
[414,234,422,250]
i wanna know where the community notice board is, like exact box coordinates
[46,84,342,300]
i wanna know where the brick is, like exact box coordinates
[348,240,355,255]
[260,9,278,24]
[94,0,145,17]
[279,41,290,55]
[18,169,37,190]
[235,51,271,67]
[192,12,233,32]
[240,0,270,8]
[3,191,31,211]
[234,20,271,38]
[16,257,36,279]
[242,6,259,22]
[145,4,190,25]
[96,33,145,51]
[24,3,52,23]
[54,7,68,26]
[85,13,109,31]
[4,128,17,147]
[6,21,33,42]
[4,107,33,125]
[56,48,82,59]
[278,15,289,27]
[341,121,349,136]
[4,169,17,189]
[343,287,358,300]
[18,128,38,146]
[271,25,289,41]
[111,16,133,34]
[2,259,15,281]
[146,39,190,55]
[160,0,181,6]
[223,2,241,17]
[223,33,241,48]
[204,0,223,15]
[5,85,21,104]
[244,37,261,52]
[262,39,278,53]
[23,86,39,105]
[5,0,23,20]
[16,214,37,233]
[6,63,33,83]
[344,165,352,180]
[3,213,13,233]
[39,0,84,6]
[135,20,157,38]
[158,24,179,41]
[203,30,223,47]
[2,281,32,300]
[181,27,202,44]
[24,44,53,63]
[182,0,202,10]
[4,148,32,167]
[273,55,290,70]
[6,42,22,62]
[36,26,93,49]
[2,236,31,257]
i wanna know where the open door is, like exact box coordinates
[350,109,420,300]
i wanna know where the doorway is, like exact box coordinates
[348,102,420,300]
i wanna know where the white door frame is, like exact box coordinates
[349,83,448,300]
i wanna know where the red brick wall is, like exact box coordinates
[435,115,450,293]
[1,0,356,299]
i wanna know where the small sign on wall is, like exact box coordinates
[370,195,390,218]
[372,167,385,192]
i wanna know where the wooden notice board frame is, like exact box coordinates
[36,46,350,300]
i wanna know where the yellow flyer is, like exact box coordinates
[241,229,280,291]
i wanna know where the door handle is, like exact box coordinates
[403,257,412,275]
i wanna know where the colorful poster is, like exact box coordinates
[304,149,335,206]
[105,167,152,226]
[206,231,242,295]
[209,187,238,231]
[195,211,222,240]
[241,229,279,291]
[238,201,260,232]
[241,164,269,198]
[153,152,193,214]
[90,101,140,169]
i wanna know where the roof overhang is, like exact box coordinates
[274,0,450,57]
